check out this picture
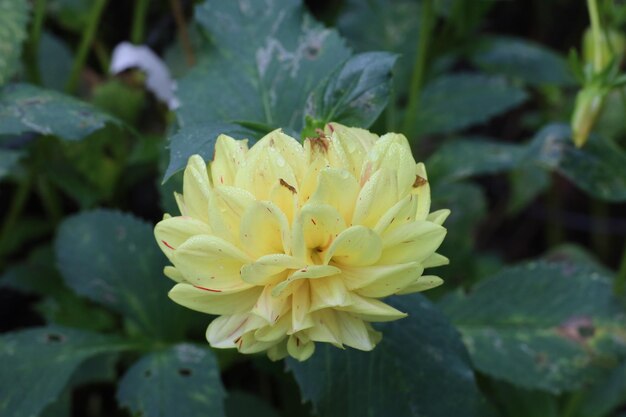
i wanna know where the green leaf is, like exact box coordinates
[337,0,420,91]
[37,32,73,92]
[167,0,386,178]
[225,391,281,417]
[0,245,117,331]
[288,294,488,417]
[415,74,528,135]
[0,326,135,417]
[117,344,225,417]
[427,137,524,183]
[0,83,119,140]
[430,181,487,286]
[575,360,626,417]
[507,163,550,215]
[441,260,626,393]
[471,36,574,86]
[0,148,22,179]
[0,0,29,86]
[304,52,397,130]
[54,209,192,340]
[525,124,626,202]
[484,379,559,417]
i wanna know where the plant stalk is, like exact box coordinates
[131,0,150,44]
[169,0,195,66]
[401,0,434,139]
[25,0,47,84]
[65,0,109,93]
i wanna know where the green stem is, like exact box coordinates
[25,0,47,84]
[546,180,564,247]
[591,199,609,261]
[0,177,32,255]
[131,0,150,44]
[169,0,195,66]
[65,0,108,93]
[587,0,604,71]
[401,0,434,139]
[37,178,63,224]
[615,242,626,296]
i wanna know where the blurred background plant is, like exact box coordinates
[1,0,625,416]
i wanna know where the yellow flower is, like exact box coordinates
[155,123,449,361]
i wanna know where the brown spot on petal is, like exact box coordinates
[413,175,428,188]
[279,178,297,194]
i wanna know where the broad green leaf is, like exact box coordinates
[55,209,192,340]
[415,74,528,135]
[574,360,626,417]
[225,391,281,417]
[427,137,524,183]
[337,0,419,90]
[507,163,550,215]
[441,260,626,393]
[0,0,29,86]
[37,32,73,91]
[471,36,574,86]
[0,326,136,417]
[525,124,626,202]
[167,0,393,178]
[303,52,397,133]
[0,83,119,140]
[288,294,488,417]
[431,181,486,287]
[0,245,117,331]
[0,148,22,179]
[117,344,225,417]
[484,379,559,417]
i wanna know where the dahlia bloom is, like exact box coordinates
[155,123,449,361]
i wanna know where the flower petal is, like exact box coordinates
[240,201,290,258]
[323,225,382,266]
[310,275,349,311]
[287,333,315,361]
[308,168,359,225]
[169,283,261,315]
[206,313,265,348]
[325,123,378,178]
[339,261,423,291]
[211,134,248,186]
[422,253,450,268]
[378,221,446,265]
[291,203,346,262]
[373,194,417,236]
[251,283,290,324]
[335,312,378,351]
[291,281,314,332]
[306,309,343,346]
[208,186,255,244]
[396,275,444,294]
[154,216,212,261]
[272,264,341,297]
[352,169,399,228]
[413,162,431,220]
[173,235,252,290]
[179,155,212,222]
[336,293,407,322]
[240,254,304,286]
[354,262,425,298]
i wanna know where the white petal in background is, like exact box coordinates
[110,42,180,110]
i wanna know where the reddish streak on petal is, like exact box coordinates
[161,240,175,250]
[193,285,222,293]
